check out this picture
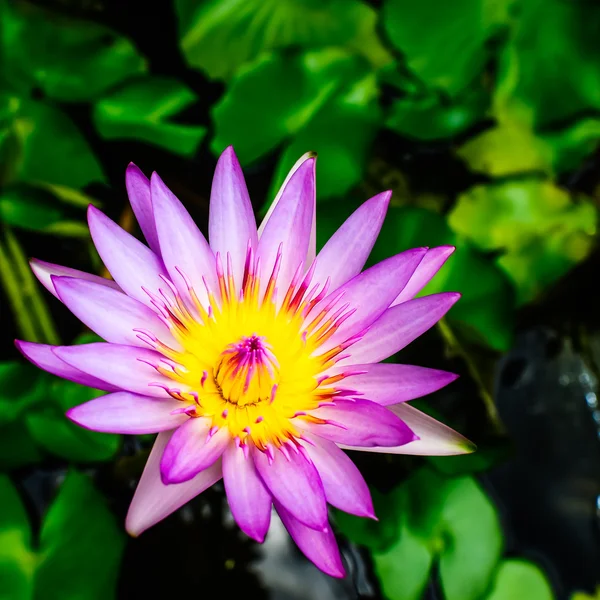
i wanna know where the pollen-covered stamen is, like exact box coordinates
[215,335,280,407]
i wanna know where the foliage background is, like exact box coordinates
[0,0,599,599]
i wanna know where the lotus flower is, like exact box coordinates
[17,148,473,577]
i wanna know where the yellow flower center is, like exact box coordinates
[146,250,353,449]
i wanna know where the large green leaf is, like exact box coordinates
[3,96,104,188]
[26,379,120,463]
[0,362,45,426]
[93,76,206,156]
[35,470,126,600]
[177,0,390,80]
[485,560,554,600]
[449,180,597,304]
[0,422,42,470]
[382,0,512,95]
[0,0,145,102]
[0,476,34,600]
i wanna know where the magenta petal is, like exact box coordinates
[126,431,223,536]
[301,399,417,447]
[342,292,461,365]
[126,163,160,254]
[161,419,230,484]
[151,173,216,306]
[67,392,187,434]
[317,247,428,352]
[209,146,258,288]
[30,258,120,300]
[222,443,272,542]
[257,157,315,295]
[302,434,374,518]
[53,343,178,397]
[275,501,345,578]
[393,246,455,305]
[16,341,119,392]
[341,403,476,456]
[88,205,168,307]
[53,276,178,349]
[330,363,459,405]
[312,191,391,292]
[253,444,328,531]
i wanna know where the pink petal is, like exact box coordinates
[311,191,391,292]
[53,276,178,349]
[53,343,179,397]
[15,341,119,392]
[317,248,428,352]
[222,443,272,542]
[301,399,417,447]
[30,258,120,300]
[253,443,328,531]
[126,430,223,536]
[126,163,160,254]
[328,363,458,405]
[393,246,455,305]
[161,418,230,484]
[257,157,315,295]
[66,392,188,434]
[341,292,461,365]
[88,205,169,307]
[209,146,258,288]
[341,403,476,456]
[151,173,217,307]
[274,501,345,578]
[302,434,374,518]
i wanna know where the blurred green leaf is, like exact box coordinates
[0,362,45,426]
[5,97,104,187]
[35,470,126,600]
[93,76,206,156]
[0,0,145,102]
[177,0,390,80]
[382,0,512,96]
[495,0,600,128]
[386,83,489,141]
[571,586,600,600]
[0,422,43,470]
[449,181,597,304]
[0,476,34,600]
[26,380,120,462]
[485,560,554,600]
[428,442,511,477]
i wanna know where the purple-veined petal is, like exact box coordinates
[209,146,258,287]
[53,276,179,349]
[302,434,374,518]
[300,398,417,447]
[53,343,181,398]
[126,163,160,254]
[311,191,391,292]
[392,246,455,305]
[151,173,217,307]
[30,258,120,300]
[66,392,188,434]
[257,157,315,295]
[316,248,428,352]
[274,501,345,578]
[222,443,272,542]
[88,205,169,307]
[340,403,475,456]
[327,363,458,405]
[340,292,460,365]
[126,430,223,536]
[15,341,119,392]
[161,418,230,484]
[253,443,327,531]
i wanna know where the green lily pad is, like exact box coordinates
[0,0,145,102]
[177,0,390,80]
[93,76,206,156]
[485,560,554,600]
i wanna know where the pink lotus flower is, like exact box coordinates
[17,148,473,577]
